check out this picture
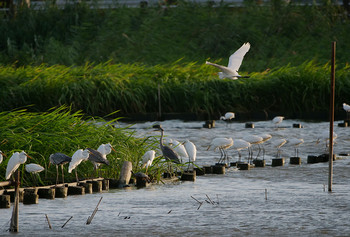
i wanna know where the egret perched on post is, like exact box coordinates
[343,103,350,119]
[141,150,156,172]
[260,134,272,159]
[97,143,116,169]
[6,151,31,180]
[206,42,251,79]
[68,149,90,183]
[287,138,304,157]
[316,131,337,152]
[232,139,251,163]
[152,124,180,164]
[25,163,45,187]
[220,112,235,126]
[172,139,188,163]
[272,138,287,158]
[244,135,264,160]
[0,150,7,165]
[183,139,197,171]
[207,137,233,164]
[49,152,72,185]
[87,148,110,178]
[272,116,284,128]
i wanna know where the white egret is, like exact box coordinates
[232,139,251,163]
[206,42,251,79]
[272,138,287,158]
[25,163,45,187]
[316,131,337,152]
[343,103,350,119]
[172,139,188,163]
[49,152,72,185]
[0,150,7,164]
[272,116,284,128]
[96,143,116,169]
[183,139,197,170]
[141,150,156,172]
[287,138,304,157]
[6,151,31,180]
[244,135,264,160]
[220,112,235,127]
[68,149,90,183]
[259,134,272,159]
[207,137,233,164]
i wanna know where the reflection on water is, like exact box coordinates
[1,119,350,236]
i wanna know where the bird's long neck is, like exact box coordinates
[159,129,164,148]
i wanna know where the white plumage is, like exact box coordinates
[220,112,235,121]
[184,139,197,170]
[343,103,350,112]
[6,151,30,180]
[25,163,45,174]
[172,139,188,163]
[207,137,233,164]
[206,42,251,79]
[142,150,156,169]
[232,139,251,162]
[272,116,284,127]
[68,149,90,173]
[287,138,304,157]
[0,150,4,164]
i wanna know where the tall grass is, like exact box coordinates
[0,106,162,186]
[0,1,349,70]
[1,62,349,119]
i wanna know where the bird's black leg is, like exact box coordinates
[61,165,65,184]
[56,165,59,186]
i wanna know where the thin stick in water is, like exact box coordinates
[205,194,215,205]
[86,197,103,225]
[61,216,73,228]
[265,189,268,200]
[45,214,52,229]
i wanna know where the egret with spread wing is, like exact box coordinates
[206,42,250,79]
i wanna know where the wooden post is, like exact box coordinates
[158,84,162,120]
[10,170,19,232]
[328,41,336,192]
[117,161,132,188]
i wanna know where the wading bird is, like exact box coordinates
[183,139,197,171]
[25,163,45,187]
[272,116,284,128]
[343,103,350,119]
[172,139,188,163]
[287,138,304,157]
[220,112,235,127]
[6,151,31,180]
[273,138,287,158]
[206,42,250,79]
[141,150,156,172]
[316,131,337,152]
[68,149,90,183]
[0,150,7,165]
[232,139,251,163]
[97,143,116,169]
[207,137,233,164]
[153,124,180,164]
[259,134,272,159]
[87,148,110,177]
[49,152,72,185]
[244,135,264,160]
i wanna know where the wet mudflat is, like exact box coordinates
[1,119,350,236]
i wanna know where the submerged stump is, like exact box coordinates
[203,166,213,174]
[194,167,205,176]
[181,171,196,182]
[245,123,254,128]
[37,188,55,199]
[272,158,285,167]
[212,164,225,174]
[23,190,39,205]
[253,159,266,167]
[78,182,93,194]
[55,186,68,198]
[86,180,102,193]
[102,179,109,191]
[5,190,24,203]
[0,195,11,208]
[68,186,85,195]
[290,157,301,165]
[237,163,250,170]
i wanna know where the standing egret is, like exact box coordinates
[232,139,251,163]
[259,134,272,159]
[206,42,251,79]
[87,148,110,178]
[220,112,235,127]
[273,138,287,158]
[68,149,90,183]
[25,163,45,187]
[6,151,31,180]
[152,125,180,164]
[97,143,116,169]
[287,138,304,157]
[141,150,156,172]
[272,116,284,128]
[0,150,7,164]
[49,152,72,185]
[172,139,188,163]
[343,103,350,119]
[244,135,264,160]
[316,131,337,152]
[207,137,233,164]
[183,139,197,171]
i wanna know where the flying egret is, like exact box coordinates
[172,139,188,163]
[25,163,45,187]
[183,139,197,171]
[153,125,180,164]
[272,138,287,158]
[220,112,235,127]
[207,137,233,164]
[49,152,72,185]
[6,151,31,180]
[287,138,304,157]
[232,139,251,163]
[272,116,284,128]
[68,149,90,183]
[87,148,110,178]
[141,150,156,172]
[206,42,251,79]
[343,103,350,119]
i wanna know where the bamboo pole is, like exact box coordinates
[158,83,161,120]
[328,41,336,192]
[86,197,103,225]
[10,170,19,232]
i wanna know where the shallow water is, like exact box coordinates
[1,119,350,236]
